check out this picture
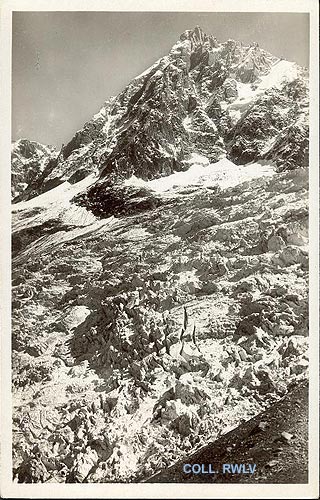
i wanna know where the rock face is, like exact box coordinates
[11,26,309,484]
[11,139,57,200]
[73,181,162,218]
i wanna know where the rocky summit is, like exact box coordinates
[12,26,309,483]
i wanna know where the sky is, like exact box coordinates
[12,12,309,149]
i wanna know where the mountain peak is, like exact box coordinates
[180,25,219,49]
[180,25,205,39]
[13,25,308,202]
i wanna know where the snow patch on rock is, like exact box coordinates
[125,158,275,193]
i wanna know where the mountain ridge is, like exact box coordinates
[12,26,308,203]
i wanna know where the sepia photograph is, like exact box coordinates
[1,0,319,498]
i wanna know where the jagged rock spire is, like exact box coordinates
[180,25,219,49]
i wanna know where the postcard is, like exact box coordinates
[0,0,318,498]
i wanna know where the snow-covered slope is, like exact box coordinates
[12,166,309,483]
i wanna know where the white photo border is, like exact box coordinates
[1,0,318,498]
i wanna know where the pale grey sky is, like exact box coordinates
[12,12,309,149]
